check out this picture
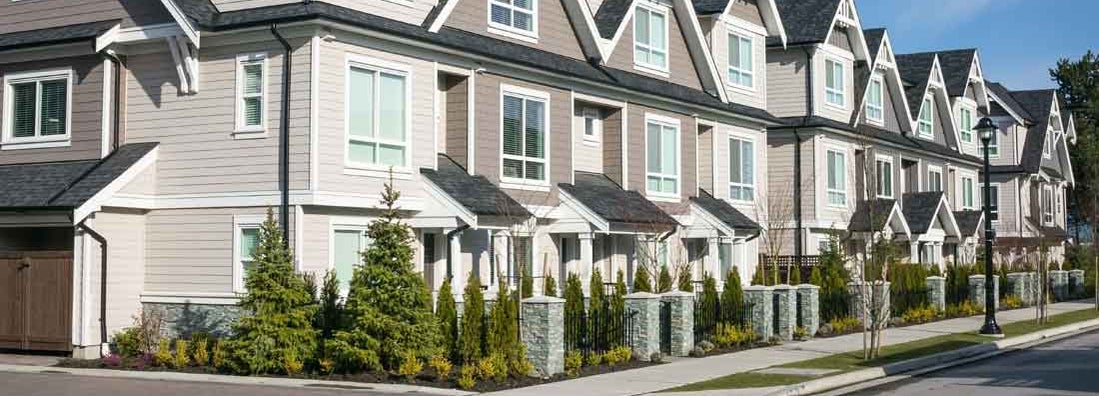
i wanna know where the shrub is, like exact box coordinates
[1001,295,1023,310]
[793,326,809,340]
[211,340,227,370]
[677,264,694,292]
[458,276,485,364]
[721,268,744,325]
[789,263,802,285]
[945,263,978,305]
[487,283,523,375]
[477,353,507,382]
[113,327,143,358]
[192,338,209,367]
[633,265,653,293]
[101,353,122,368]
[656,266,673,293]
[457,366,477,390]
[328,182,440,372]
[521,270,534,299]
[428,355,452,379]
[283,351,303,375]
[889,263,932,316]
[900,306,938,324]
[153,339,172,367]
[173,340,190,369]
[564,350,583,377]
[750,263,766,286]
[698,273,719,332]
[543,271,558,297]
[818,245,851,322]
[397,351,423,382]
[827,317,862,335]
[563,273,584,350]
[319,358,335,375]
[508,345,533,377]
[225,210,317,375]
[435,278,458,360]
[712,322,753,348]
[946,300,983,317]
[588,268,606,344]
[585,351,603,366]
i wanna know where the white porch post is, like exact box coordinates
[706,237,720,288]
[910,241,920,264]
[449,229,465,298]
[932,242,943,268]
[580,232,594,296]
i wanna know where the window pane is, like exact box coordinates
[635,9,650,46]
[741,140,754,184]
[378,73,405,141]
[513,0,531,10]
[491,4,511,25]
[662,178,676,194]
[729,140,742,184]
[11,82,36,138]
[349,140,376,164]
[40,80,67,136]
[524,100,544,158]
[241,228,260,261]
[647,176,661,192]
[827,152,836,189]
[650,51,667,68]
[728,35,741,68]
[826,62,836,88]
[349,68,375,138]
[650,12,665,50]
[243,97,262,127]
[378,144,405,167]
[503,158,524,178]
[647,123,661,173]
[513,11,532,31]
[243,63,263,95]
[333,230,362,291]
[525,161,544,180]
[502,96,523,156]
[661,127,676,175]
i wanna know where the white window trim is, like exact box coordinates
[633,2,670,76]
[1,67,74,150]
[499,84,551,190]
[725,29,755,91]
[234,53,268,137]
[917,96,934,140]
[927,165,943,192]
[232,214,266,294]
[328,217,371,295]
[986,183,1000,223]
[343,54,414,176]
[581,106,602,143]
[874,154,893,198]
[825,148,847,207]
[958,105,975,143]
[1042,185,1054,225]
[865,76,884,125]
[823,57,846,110]
[486,0,539,42]
[960,174,976,210]
[728,135,755,202]
[645,113,681,200]
[1043,129,1053,159]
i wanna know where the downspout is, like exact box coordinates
[795,47,815,265]
[271,25,292,244]
[77,221,108,355]
[446,225,471,279]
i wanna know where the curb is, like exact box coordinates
[0,363,476,396]
[764,317,1099,396]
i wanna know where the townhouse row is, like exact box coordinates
[0,0,1075,357]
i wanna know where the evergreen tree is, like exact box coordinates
[521,270,534,299]
[751,263,766,285]
[677,265,695,292]
[543,271,558,297]
[226,210,317,375]
[316,270,344,340]
[563,273,584,350]
[789,264,802,285]
[632,265,653,293]
[612,270,628,346]
[809,266,824,287]
[700,272,719,328]
[328,179,440,371]
[657,265,673,293]
[487,282,519,357]
[435,278,458,360]
[588,269,606,341]
[721,268,744,324]
[458,276,485,363]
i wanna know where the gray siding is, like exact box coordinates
[443,0,586,60]
[765,49,807,117]
[444,76,470,168]
[626,103,697,201]
[212,0,435,25]
[605,8,704,91]
[0,0,171,34]
[603,107,624,186]
[728,0,763,25]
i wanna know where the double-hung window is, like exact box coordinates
[987,183,999,221]
[961,176,975,209]
[489,0,536,37]
[501,89,548,184]
[727,32,753,88]
[582,106,601,142]
[232,216,264,293]
[917,97,934,138]
[866,77,884,124]
[347,62,409,168]
[646,116,679,197]
[333,228,371,293]
[729,137,754,201]
[3,68,72,147]
[875,157,893,198]
[825,59,845,107]
[927,167,943,192]
[634,4,668,73]
[1042,186,1053,225]
[826,150,846,206]
[235,54,267,134]
[959,107,974,143]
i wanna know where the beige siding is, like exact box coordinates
[605,8,704,91]
[125,38,311,195]
[0,55,104,164]
[827,27,852,52]
[860,70,905,133]
[212,0,435,25]
[0,0,171,34]
[698,124,713,193]
[813,50,855,122]
[84,209,146,339]
[814,135,857,224]
[711,121,766,220]
[626,103,696,200]
[710,21,767,109]
[603,107,625,186]
[443,0,586,60]
[444,75,470,168]
[765,49,807,117]
[573,104,603,174]
[728,0,763,25]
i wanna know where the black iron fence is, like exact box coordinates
[692,296,756,342]
[759,255,821,283]
[564,297,636,356]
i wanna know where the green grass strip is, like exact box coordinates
[662,308,1099,392]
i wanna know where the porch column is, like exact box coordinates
[449,228,465,298]
[580,232,594,296]
[910,241,920,264]
[933,242,943,267]
[706,237,721,287]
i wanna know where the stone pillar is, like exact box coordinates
[624,292,661,361]
[772,285,797,341]
[521,295,565,377]
[926,276,946,312]
[1027,272,1039,306]
[660,291,694,357]
[847,282,891,322]
[743,285,773,340]
[968,275,999,311]
[1006,273,1028,306]
[1050,270,1069,301]
[580,233,594,297]
[1070,269,1086,297]
[796,284,820,338]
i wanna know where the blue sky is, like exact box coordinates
[856,0,1098,90]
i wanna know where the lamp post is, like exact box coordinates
[976,117,1003,336]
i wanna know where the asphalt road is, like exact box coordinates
[849,329,1099,396]
[0,371,409,396]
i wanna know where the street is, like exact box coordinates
[851,329,1099,396]
[0,371,408,396]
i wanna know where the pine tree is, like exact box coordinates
[543,271,558,297]
[721,268,744,325]
[458,276,484,363]
[436,278,458,360]
[563,273,584,350]
[226,210,317,375]
[633,265,653,293]
[316,270,344,340]
[677,265,694,292]
[328,178,440,371]
[657,265,673,293]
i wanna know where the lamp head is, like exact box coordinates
[975,117,997,142]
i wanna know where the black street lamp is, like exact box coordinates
[976,117,1003,336]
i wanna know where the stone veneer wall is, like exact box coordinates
[142,302,242,338]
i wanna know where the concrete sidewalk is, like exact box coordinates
[484,301,1095,396]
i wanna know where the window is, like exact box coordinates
[502,90,548,184]
[826,150,846,206]
[986,183,999,221]
[633,4,668,72]
[235,53,267,134]
[729,137,754,201]
[825,59,845,107]
[988,129,999,157]
[646,116,679,196]
[582,106,601,142]
[347,62,409,168]
[927,167,942,192]
[866,77,883,123]
[959,107,974,143]
[875,156,893,198]
[961,176,974,209]
[333,229,371,292]
[489,0,536,37]
[3,68,72,147]
[1042,186,1053,225]
[727,32,753,88]
[1043,132,1052,158]
[232,217,264,293]
[917,97,933,138]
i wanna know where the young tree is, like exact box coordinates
[436,278,458,360]
[563,273,585,350]
[328,178,441,371]
[721,268,744,324]
[633,265,653,293]
[458,276,485,363]
[226,210,317,375]
[487,282,519,357]
[315,270,344,340]
[543,268,558,297]
[656,265,674,293]
[677,263,695,292]
[588,268,606,342]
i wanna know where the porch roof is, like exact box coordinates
[558,172,678,230]
[0,19,120,52]
[953,210,983,237]
[901,191,961,237]
[420,154,531,220]
[848,199,909,237]
[689,189,760,237]
[0,143,158,210]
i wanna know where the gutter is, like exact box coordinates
[445,225,470,279]
[77,220,109,355]
[270,24,292,243]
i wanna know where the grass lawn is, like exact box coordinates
[662,308,1099,393]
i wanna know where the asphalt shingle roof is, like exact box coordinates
[776,116,981,166]
[693,0,729,15]
[594,0,634,39]
[690,189,761,233]
[985,81,1033,122]
[0,19,120,52]
[0,142,158,209]
[934,49,977,98]
[953,210,983,236]
[863,28,886,64]
[771,0,842,46]
[1011,89,1056,173]
[420,154,531,219]
[901,191,945,234]
[848,199,897,232]
[558,172,678,228]
[895,52,937,118]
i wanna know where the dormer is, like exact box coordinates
[854,28,912,134]
[428,0,602,62]
[693,0,785,109]
[935,49,990,156]
[896,53,962,150]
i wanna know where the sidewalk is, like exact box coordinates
[485,301,1095,396]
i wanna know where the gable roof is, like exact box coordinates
[934,48,977,98]
[0,19,120,52]
[0,142,158,210]
[1011,89,1057,173]
[985,80,1032,124]
[558,172,678,228]
[693,0,786,45]
[689,189,761,235]
[901,191,959,235]
[852,28,913,131]
[593,0,633,39]
[420,154,531,219]
[953,210,983,237]
[848,198,907,235]
[863,27,885,64]
[895,52,938,118]
[771,0,842,45]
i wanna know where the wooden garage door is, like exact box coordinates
[0,252,72,351]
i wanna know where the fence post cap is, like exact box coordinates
[771,284,794,290]
[968,274,986,280]
[743,285,772,291]
[522,295,565,304]
[624,291,661,299]
[660,290,694,298]
[925,275,945,280]
[796,283,820,290]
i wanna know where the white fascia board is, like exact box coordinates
[689,202,736,237]
[673,0,728,103]
[420,176,479,228]
[94,23,122,53]
[558,189,610,231]
[158,0,201,47]
[72,146,159,223]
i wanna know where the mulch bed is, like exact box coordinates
[56,356,658,392]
